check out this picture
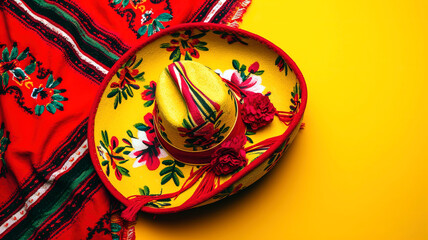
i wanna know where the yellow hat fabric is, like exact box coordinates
[88,23,307,215]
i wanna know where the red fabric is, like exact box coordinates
[0,0,252,239]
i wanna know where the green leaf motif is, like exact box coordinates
[254,70,264,75]
[240,64,247,72]
[175,168,184,178]
[232,60,240,70]
[113,94,119,109]
[46,103,56,114]
[170,47,181,62]
[102,130,109,147]
[34,105,44,116]
[172,174,179,186]
[117,166,130,177]
[190,33,206,39]
[2,73,8,87]
[134,123,150,131]
[51,94,65,101]
[50,77,62,88]
[122,0,129,8]
[137,25,148,37]
[156,13,173,22]
[122,89,128,100]
[275,56,281,65]
[126,130,134,138]
[16,48,29,61]
[115,146,126,154]
[10,46,18,60]
[107,89,119,98]
[143,100,154,107]
[159,160,185,186]
[155,20,165,30]
[46,74,54,88]
[133,58,143,69]
[52,100,64,111]
[184,52,192,61]
[160,166,173,176]
[194,45,208,51]
[25,61,36,75]
[162,160,174,166]
[161,173,172,185]
[147,24,154,37]
[134,72,145,80]
[2,47,9,62]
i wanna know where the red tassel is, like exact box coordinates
[121,165,217,220]
[121,195,152,222]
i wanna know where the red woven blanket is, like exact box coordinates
[0,0,250,239]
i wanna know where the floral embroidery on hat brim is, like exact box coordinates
[88,23,307,214]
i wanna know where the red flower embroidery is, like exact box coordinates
[161,30,208,61]
[142,81,156,101]
[241,92,276,131]
[248,62,259,74]
[129,113,167,171]
[110,67,140,90]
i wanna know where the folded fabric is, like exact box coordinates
[0,0,251,239]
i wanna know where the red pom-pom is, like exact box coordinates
[241,93,276,131]
[210,134,247,176]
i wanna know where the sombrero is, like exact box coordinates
[88,23,307,221]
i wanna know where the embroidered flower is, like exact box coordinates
[241,92,276,131]
[107,55,144,109]
[31,74,68,116]
[160,30,208,62]
[99,131,130,181]
[215,60,265,95]
[110,67,140,90]
[213,31,249,45]
[211,134,247,176]
[129,113,167,170]
[141,81,156,107]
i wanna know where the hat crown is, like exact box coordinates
[154,61,238,161]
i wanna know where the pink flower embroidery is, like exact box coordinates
[216,68,265,95]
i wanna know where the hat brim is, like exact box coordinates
[88,23,307,214]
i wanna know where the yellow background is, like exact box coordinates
[135,0,428,239]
